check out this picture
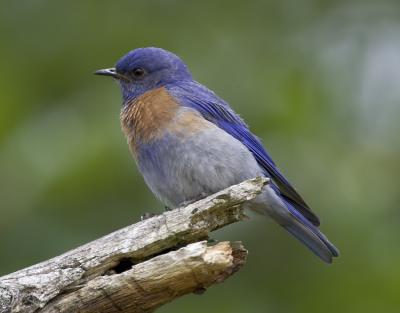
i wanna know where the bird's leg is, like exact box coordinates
[141,205,172,220]
[140,212,159,220]
[178,199,198,207]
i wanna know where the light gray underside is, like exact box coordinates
[136,125,264,208]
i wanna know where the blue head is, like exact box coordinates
[95,47,192,102]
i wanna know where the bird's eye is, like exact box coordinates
[132,67,145,78]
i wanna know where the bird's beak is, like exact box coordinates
[94,68,130,82]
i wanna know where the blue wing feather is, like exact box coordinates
[168,81,320,226]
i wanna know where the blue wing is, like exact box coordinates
[168,81,320,226]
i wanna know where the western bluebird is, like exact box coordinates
[95,47,339,263]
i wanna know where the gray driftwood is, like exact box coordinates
[0,177,268,313]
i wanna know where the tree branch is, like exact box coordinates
[0,177,268,313]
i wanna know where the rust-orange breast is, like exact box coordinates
[120,87,179,152]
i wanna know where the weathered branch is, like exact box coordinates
[0,177,268,313]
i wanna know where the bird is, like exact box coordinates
[95,47,339,263]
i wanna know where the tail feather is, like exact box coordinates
[283,202,339,263]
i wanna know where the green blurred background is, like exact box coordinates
[1,0,399,312]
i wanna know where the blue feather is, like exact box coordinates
[167,81,321,226]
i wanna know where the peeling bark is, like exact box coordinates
[0,177,268,313]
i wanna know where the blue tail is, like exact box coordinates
[283,202,339,263]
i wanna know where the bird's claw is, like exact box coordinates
[140,212,159,220]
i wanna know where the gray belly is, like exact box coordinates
[136,127,264,208]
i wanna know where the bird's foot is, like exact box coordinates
[140,212,159,220]
[179,199,198,207]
